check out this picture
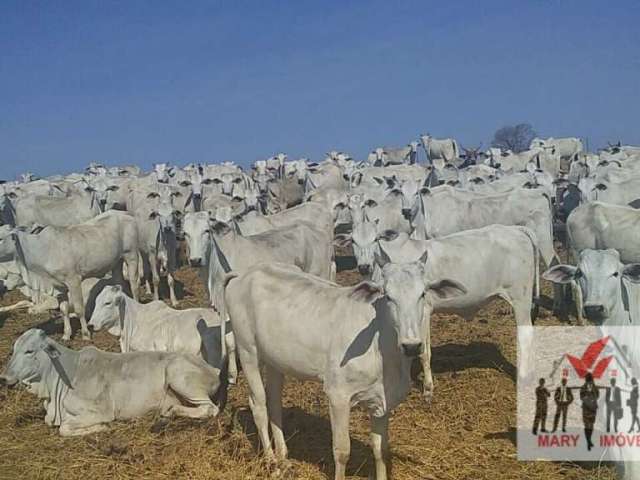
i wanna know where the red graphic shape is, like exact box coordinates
[566,336,612,379]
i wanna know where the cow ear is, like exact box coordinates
[148,211,159,220]
[372,177,384,186]
[377,230,398,242]
[349,281,383,303]
[30,224,45,234]
[427,279,466,299]
[334,233,352,248]
[594,183,608,191]
[223,272,239,288]
[623,264,640,284]
[43,343,60,359]
[374,245,392,267]
[146,192,160,199]
[542,265,578,284]
[419,187,431,195]
[107,185,120,191]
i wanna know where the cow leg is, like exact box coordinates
[60,299,72,341]
[59,421,107,436]
[167,271,178,306]
[420,309,434,403]
[225,331,238,385]
[165,403,217,419]
[328,395,351,480]
[124,254,140,302]
[265,365,287,460]
[68,280,89,340]
[370,414,389,480]
[149,254,160,301]
[240,350,275,461]
[571,280,585,325]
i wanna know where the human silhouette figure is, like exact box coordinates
[606,378,623,433]
[533,378,550,435]
[552,378,574,433]
[628,378,640,433]
[580,373,600,451]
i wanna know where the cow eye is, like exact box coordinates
[24,350,34,355]
[612,272,620,278]
[420,292,426,299]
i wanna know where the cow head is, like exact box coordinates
[88,285,126,334]
[183,211,213,267]
[0,329,63,388]
[543,249,640,324]
[374,251,466,357]
[153,163,175,183]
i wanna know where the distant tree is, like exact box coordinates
[491,123,537,153]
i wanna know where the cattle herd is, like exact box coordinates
[0,134,639,479]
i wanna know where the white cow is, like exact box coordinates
[224,261,465,479]
[543,249,640,480]
[0,211,139,340]
[337,220,539,399]
[0,329,224,436]
[88,285,236,383]
[420,134,460,165]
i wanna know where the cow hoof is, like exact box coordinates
[82,332,91,341]
[61,334,71,342]
[423,390,433,405]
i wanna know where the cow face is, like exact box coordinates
[221,174,243,196]
[377,253,466,357]
[88,286,124,333]
[543,249,640,324]
[154,163,174,183]
[149,202,180,235]
[0,329,53,387]
[183,212,212,267]
[351,220,380,277]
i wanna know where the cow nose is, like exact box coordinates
[163,226,172,233]
[402,208,412,219]
[297,179,304,185]
[190,258,202,267]
[401,343,424,357]
[358,265,371,276]
[584,305,607,321]
[193,193,202,199]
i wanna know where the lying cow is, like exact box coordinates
[224,261,465,479]
[88,285,237,384]
[0,329,224,436]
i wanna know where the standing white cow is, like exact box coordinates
[0,211,139,340]
[224,261,465,479]
[420,134,460,166]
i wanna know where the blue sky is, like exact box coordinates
[1,1,639,179]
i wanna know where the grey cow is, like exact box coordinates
[0,329,224,436]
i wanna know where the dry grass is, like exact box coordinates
[0,245,617,480]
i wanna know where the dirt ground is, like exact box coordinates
[0,246,617,480]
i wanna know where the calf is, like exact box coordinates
[88,285,236,383]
